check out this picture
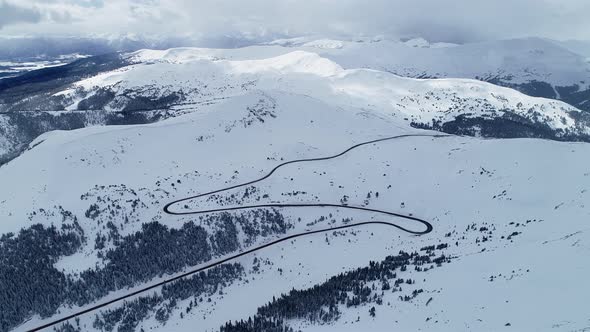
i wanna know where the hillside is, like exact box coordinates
[274,37,590,112]
[1,47,589,165]
[0,84,587,331]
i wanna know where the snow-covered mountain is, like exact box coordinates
[269,37,590,112]
[1,40,589,332]
[3,90,590,332]
[2,35,589,111]
[1,45,589,165]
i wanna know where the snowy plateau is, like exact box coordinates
[0,38,589,332]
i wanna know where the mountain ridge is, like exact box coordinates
[1,45,589,165]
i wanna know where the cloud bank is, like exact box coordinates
[0,1,42,28]
[1,0,588,42]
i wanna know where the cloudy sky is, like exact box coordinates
[0,0,588,42]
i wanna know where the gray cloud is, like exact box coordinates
[0,1,42,28]
[1,0,589,42]
[48,9,74,23]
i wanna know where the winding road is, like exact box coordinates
[164,133,447,234]
[27,133,443,332]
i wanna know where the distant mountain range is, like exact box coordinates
[0,35,193,61]
[2,35,589,111]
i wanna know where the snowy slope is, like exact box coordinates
[54,49,590,138]
[1,87,589,332]
[276,37,590,112]
[2,40,590,165]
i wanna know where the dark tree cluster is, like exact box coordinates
[410,112,590,142]
[69,221,212,305]
[220,316,292,332]
[93,294,162,332]
[210,216,240,255]
[1,208,291,331]
[93,263,244,332]
[201,210,289,246]
[0,223,84,332]
[221,250,452,331]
